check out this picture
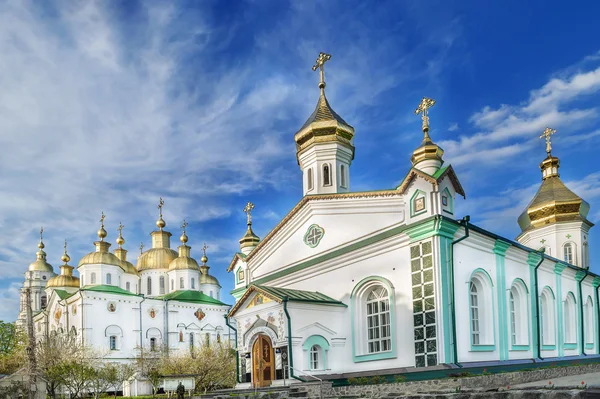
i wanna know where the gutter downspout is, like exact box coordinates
[139,296,146,348]
[224,314,240,384]
[532,250,545,361]
[450,215,470,367]
[283,297,301,382]
[577,270,589,356]
[78,291,84,345]
[595,283,600,355]
[163,298,169,354]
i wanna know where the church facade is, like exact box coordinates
[226,53,597,388]
[17,209,232,363]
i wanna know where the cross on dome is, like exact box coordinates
[540,127,556,155]
[243,202,255,225]
[312,52,332,93]
[414,97,436,134]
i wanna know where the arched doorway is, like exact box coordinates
[252,335,274,387]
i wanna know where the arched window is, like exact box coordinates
[171,279,174,291]
[564,292,577,344]
[179,277,184,289]
[109,336,117,350]
[540,287,556,346]
[563,243,575,265]
[105,325,123,351]
[159,276,165,295]
[125,282,130,292]
[340,165,346,188]
[323,164,331,186]
[91,272,96,285]
[191,278,195,289]
[189,333,194,350]
[106,273,112,285]
[310,345,321,370]
[217,291,220,300]
[585,296,594,344]
[150,337,157,351]
[468,270,494,348]
[71,326,77,336]
[147,277,152,295]
[307,168,313,191]
[40,295,47,309]
[366,286,391,353]
[583,242,590,269]
[210,290,214,298]
[509,279,529,347]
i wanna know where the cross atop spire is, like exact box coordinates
[243,202,255,225]
[201,243,208,257]
[312,52,332,94]
[100,212,105,228]
[158,197,164,217]
[118,222,124,236]
[139,242,144,254]
[540,127,556,156]
[414,97,436,136]
[40,226,44,242]
[156,198,166,231]
[181,220,188,233]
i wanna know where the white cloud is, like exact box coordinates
[448,122,459,132]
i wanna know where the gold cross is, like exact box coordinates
[312,52,332,92]
[414,97,436,133]
[118,222,124,236]
[100,211,105,227]
[158,197,164,217]
[140,242,144,254]
[181,219,188,233]
[64,239,68,253]
[40,226,44,241]
[201,243,209,257]
[243,202,255,225]
[539,127,556,155]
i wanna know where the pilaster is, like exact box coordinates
[527,252,543,357]
[593,277,600,355]
[575,271,587,355]
[554,263,567,356]
[493,239,511,360]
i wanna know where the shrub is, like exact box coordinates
[394,375,407,383]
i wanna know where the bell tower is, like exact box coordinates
[294,52,355,196]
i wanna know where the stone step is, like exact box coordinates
[289,392,308,398]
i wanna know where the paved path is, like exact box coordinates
[513,371,600,388]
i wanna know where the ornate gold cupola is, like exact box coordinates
[411,97,444,175]
[239,201,260,255]
[114,222,139,275]
[78,212,125,269]
[47,240,80,289]
[294,52,355,195]
[199,243,220,287]
[517,128,593,268]
[28,227,54,272]
[168,220,200,271]
[137,198,178,271]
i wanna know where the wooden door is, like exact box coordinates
[252,335,274,387]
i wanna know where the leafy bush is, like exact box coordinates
[394,375,407,383]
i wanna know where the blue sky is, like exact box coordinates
[1,0,600,321]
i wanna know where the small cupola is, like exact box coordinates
[28,227,54,273]
[239,201,260,255]
[411,97,444,175]
[47,240,80,289]
[294,52,355,195]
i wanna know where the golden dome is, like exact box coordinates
[239,225,260,250]
[121,260,139,275]
[518,155,592,232]
[78,250,124,269]
[169,256,200,271]
[29,235,53,272]
[137,247,178,270]
[199,273,220,286]
[46,273,80,288]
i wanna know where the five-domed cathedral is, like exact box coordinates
[17,199,232,374]
[225,52,598,389]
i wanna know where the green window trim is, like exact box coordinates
[302,335,330,370]
[542,344,556,351]
[350,276,397,363]
[470,344,495,352]
[468,268,496,351]
[564,343,577,350]
[585,343,594,350]
[235,266,245,284]
[441,187,454,215]
[510,345,530,351]
[410,189,428,218]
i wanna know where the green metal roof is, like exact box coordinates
[157,290,228,306]
[81,285,141,297]
[53,289,72,300]
[255,285,346,307]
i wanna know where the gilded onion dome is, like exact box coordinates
[240,202,260,252]
[411,97,444,169]
[78,213,126,270]
[47,241,80,288]
[113,223,139,276]
[198,246,220,287]
[518,128,593,232]
[168,220,200,271]
[28,228,54,272]
[294,52,355,164]
[137,199,178,271]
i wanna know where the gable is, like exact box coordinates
[245,193,405,282]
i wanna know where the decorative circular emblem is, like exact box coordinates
[194,308,206,321]
[72,305,77,315]
[149,308,157,319]
[54,308,62,321]
[42,276,47,280]
[303,224,325,248]
[107,302,116,312]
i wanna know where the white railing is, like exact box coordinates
[284,365,323,399]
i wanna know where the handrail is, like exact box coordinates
[284,365,323,399]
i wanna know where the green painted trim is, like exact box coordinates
[554,263,568,275]
[527,252,543,359]
[231,288,247,300]
[405,219,437,242]
[510,345,530,351]
[468,268,496,351]
[542,344,556,351]
[441,187,454,215]
[235,266,245,285]
[508,278,531,350]
[350,276,397,363]
[303,224,325,248]
[494,239,509,361]
[470,345,495,352]
[575,272,586,355]
[438,235,457,363]
[302,335,330,370]
[564,343,577,350]
[410,189,428,218]
[585,343,594,349]
[556,272,564,357]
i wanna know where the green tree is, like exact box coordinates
[134,345,166,397]
[104,362,135,398]
[0,321,26,375]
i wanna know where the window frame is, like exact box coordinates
[563,292,577,345]
[159,276,165,295]
[563,242,576,266]
[540,286,556,349]
[179,277,184,289]
[307,168,314,191]
[585,296,594,346]
[302,335,330,371]
[147,277,152,295]
[106,273,112,285]
[91,272,96,285]
[508,279,530,350]
[340,164,347,188]
[323,163,332,186]
[126,282,131,292]
[468,269,496,351]
[109,335,117,351]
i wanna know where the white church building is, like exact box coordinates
[17,207,232,362]
[226,53,597,388]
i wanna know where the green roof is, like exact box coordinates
[81,285,141,297]
[158,290,228,306]
[53,289,72,300]
[255,285,346,307]
[432,165,449,179]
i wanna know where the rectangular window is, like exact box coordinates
[180,278,184,289]
[126,282,130,292]
[159,277,165,295]
[106,273,112,285]
[411,241,437,367]
[109,336,117,350]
